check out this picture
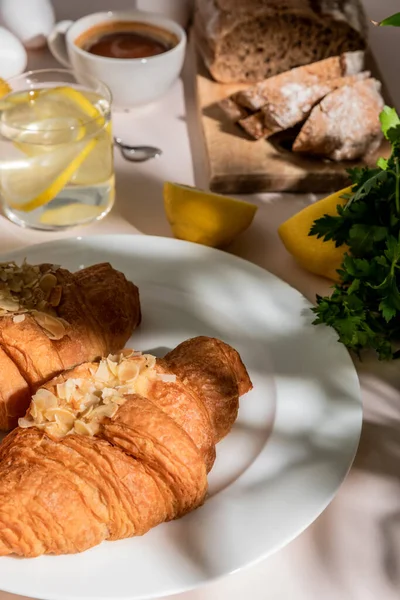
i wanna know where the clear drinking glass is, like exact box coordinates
[0,69,114,230]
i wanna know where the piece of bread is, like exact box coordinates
[232,52,366,112]
[0,336,252,557]
[218,51,366,137]
[237,71,370,140]
[292,78,385,161]
[194,0,367,84]
[0,261,141,431]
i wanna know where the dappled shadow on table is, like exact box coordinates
[308,360,400,599]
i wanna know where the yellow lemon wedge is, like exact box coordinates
[163,182,258,248]
[1,87,107,212]
[278,186,352,282]
[0,79,11,98]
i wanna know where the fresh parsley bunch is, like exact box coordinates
[310,107,400,360]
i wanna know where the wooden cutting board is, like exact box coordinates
[195,50,391,195]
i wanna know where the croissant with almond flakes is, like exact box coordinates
[0,336,252,557]
[0,260,141,431]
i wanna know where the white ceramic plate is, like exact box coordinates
[0,235,362,600]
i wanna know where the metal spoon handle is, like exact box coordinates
[114,137,162,163]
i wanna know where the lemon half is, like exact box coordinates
[278,187,352,281]
[164,182,258,248]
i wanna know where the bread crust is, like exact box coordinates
[292,78,385,160]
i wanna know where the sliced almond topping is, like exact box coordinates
[56,382,67,400]
[108,394,126,406]
[158,373,177,383]
[81,405,94,420]
[0,298,20,312]
[106,357,118,376]
[45,407,75,428]
[117,384,137,396]
[31,310,66,340]
[117,360,139,383]
[91,403,118,420]
[74,419,99,436]
[48,285,62,307]
[39,273,58,295]
[143,354,156,369]
[21,350,162,439]
[64,379,77,402]
[101,387,116,399]
[79,392,99,410]
[36,300,48,312]
[18,416,34,428]
[44,421,72,439]
[95,361,112,382]
[13,314,25,324]
[33,388,59,410]
[29,403,40,421]
[0,261,68,338]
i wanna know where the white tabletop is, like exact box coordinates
[1,1,400,599]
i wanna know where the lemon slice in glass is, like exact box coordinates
[0,86,107,212]
[2,138,97,212]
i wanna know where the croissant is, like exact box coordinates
[0,260,141,431]
[0,336,252,557]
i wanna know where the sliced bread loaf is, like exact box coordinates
[292,78,384,161]
[194,0,367,84]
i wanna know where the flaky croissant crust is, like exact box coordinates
[0,336,252,557]
[0,261,141,431]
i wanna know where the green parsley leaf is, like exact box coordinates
[348,224,388,254]
[309,212,348,246]
[373,12,400,27]
[386,125,400,145]
[377,157,388,170]
[380,106,400,138]
[347,279,360,294]
[309,107,400,360]
[345,170,387,209]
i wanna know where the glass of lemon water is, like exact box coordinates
[0,69,114,230]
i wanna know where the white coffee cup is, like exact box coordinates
[47,10,187,108]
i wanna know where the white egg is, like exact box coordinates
[0,0,55,49]
[0,27,27,79]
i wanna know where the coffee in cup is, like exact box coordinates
[75,21,179,60]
